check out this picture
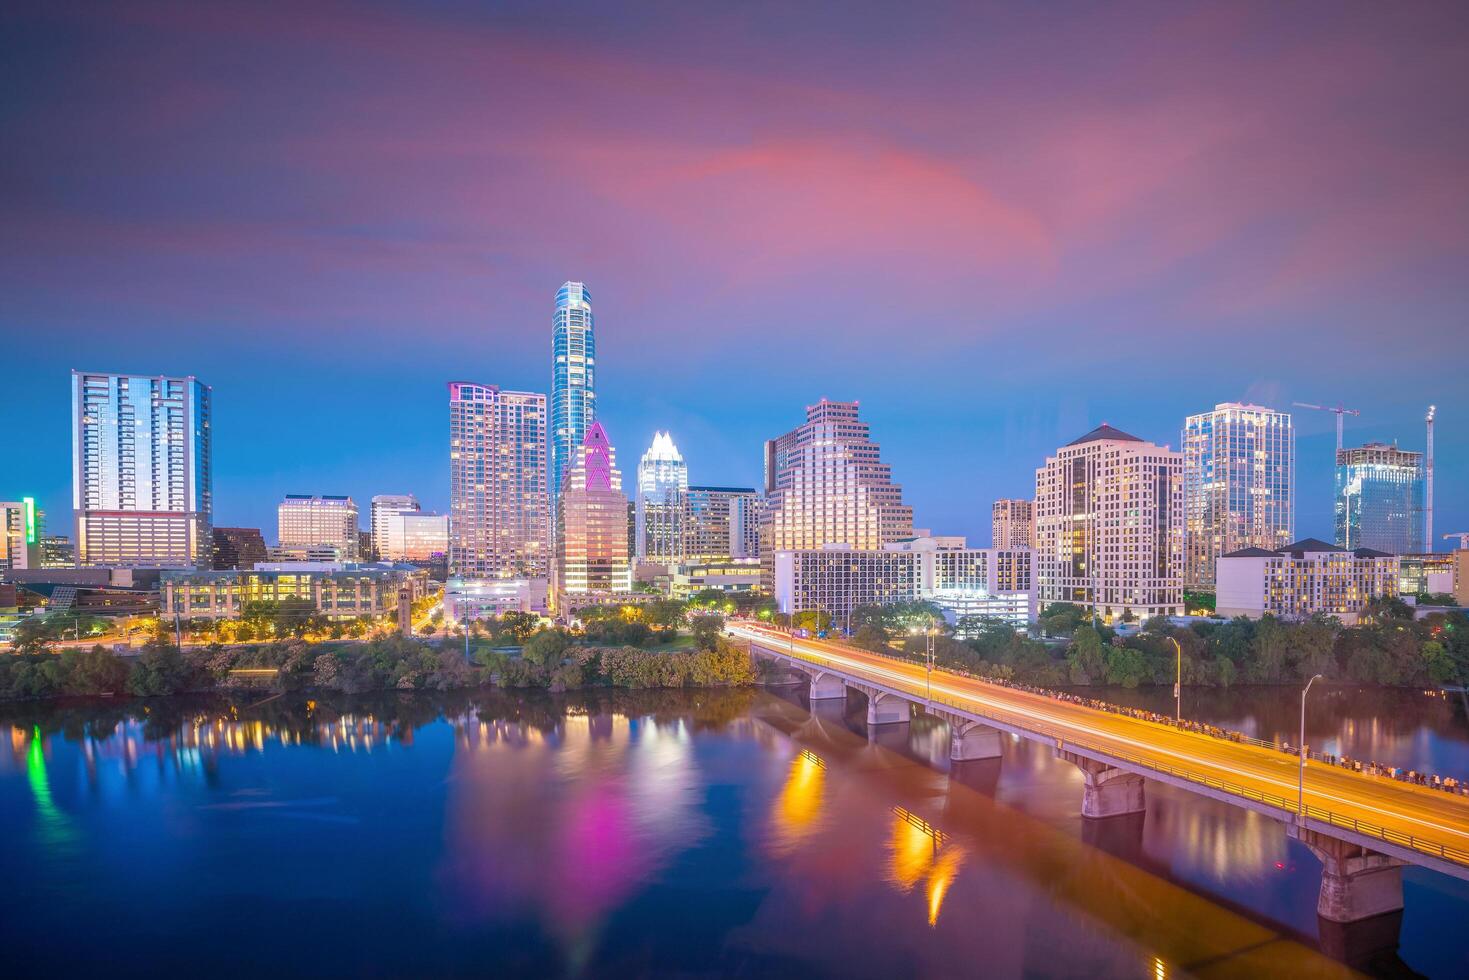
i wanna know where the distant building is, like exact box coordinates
[277,494,359,560]
[555,421,630,602]
[1182,403,1294,589]
[683,486,760,563]
[1397,553,1455,598]
[1,498,39,570]
[448,382,549,579]
[380,512,449,563]
[991,499,1034,550]
[635,431,688,564]
[1035,424,1184,621]
[1336,443,1424,554]
[1455,551,1469,607]
[669,559,762,599]
[162,563,429,621]
[211,527,268,570]
[762,399,913,590]
[370,494,419,561]
[1216,538,1398,625]
[551,281,596,535]
[40,535,74,569]
[444,577,550,620]
[72,371,212,567]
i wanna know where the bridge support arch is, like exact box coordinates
[1060,749,1146,819]
[950,721,1003,762]
[808,671,848,701]
[1292,826,1407,923]
[864,691,911,726]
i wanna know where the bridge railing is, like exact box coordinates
[749,635,1469,870]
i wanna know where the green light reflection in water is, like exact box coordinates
[26,727,73,847]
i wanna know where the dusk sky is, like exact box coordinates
[3,1,1466,545]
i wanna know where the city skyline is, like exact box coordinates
[3,1,1467,549]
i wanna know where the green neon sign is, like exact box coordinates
[22,497,35,544]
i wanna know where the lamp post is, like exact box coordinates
[1169,636,1182,722]
[1298,673,1324,819]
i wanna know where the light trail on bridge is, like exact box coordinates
[731,623,1469,875]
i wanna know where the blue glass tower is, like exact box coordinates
[551,282,596,528]
[1335,442,1424,554]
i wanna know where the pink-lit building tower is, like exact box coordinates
[555,421,631,603]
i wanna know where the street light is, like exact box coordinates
[1298,673,1324,818]
[1168,636,1182,722]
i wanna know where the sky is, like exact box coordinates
[2,1,1467,547]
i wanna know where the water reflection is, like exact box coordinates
[771,750,825,854]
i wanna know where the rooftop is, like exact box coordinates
[1066,423,1145,447]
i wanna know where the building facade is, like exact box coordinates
[1182,402,1294,589]
[448,382,549,579]
[380,512,449,563]
[635,431,688,564]
[1034,424,1185,621]
[551,281,596,524]
[162,563,429,621]
[555,421,631,601]
[72,371,211,567]
[1,498,39,570]
[370,494,419,561]
[761,399,913,589]
[991,498,1034,550]
[40,535,74,568]
[1216,538,1398,625]
[683,486,760,562]
[277,495,359,560]
[1335,443,1424,554]
[211,527,268,570]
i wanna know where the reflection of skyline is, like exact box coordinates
[769,751,825,857]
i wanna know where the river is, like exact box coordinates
[2,685,1467,978]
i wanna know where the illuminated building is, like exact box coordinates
[1182,403,1293,589]
[1216,538,1398,624]
[773,534,1035,628]
[277,494,359,560]
[1335,442,1424,554]
[161,562,429,620]
[1,498,40,570]
[682,486,759,562]
[761,399,913,590]
[448,382,549,579]
[40,535,74,569]
[444,577,549,619]
[380,512,449,563]
[991,498,1033,550]
[370,494,419,560]
[669,559,762,598]
[635,431,687,564]
[555,421,631,602]
[71,371,211,567]
[1396,552,1455,597]
[551,281,595,532]
[211,527,268,570]
[1034,424,1184,621]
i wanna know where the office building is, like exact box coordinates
[211,527,268,570]
[991,499,1034,550]
[551,281,596,523]
[1182,403,1294,589]
[40,535,74,569]
[444,577,550,620]
[448,382,549,579]
[684,486,760,562]
[370,494,420,561]
[761,399,913,589]
[1,498,39,570]
[635,431,688,564]
[380,512,449,563]
[1397,553,1456,598]
[1216,538,1398,625]
[72,371,211,567]
[1034,424,1185,621]
[669,559,762,599]
[277,495,359,560]
[162,562,429,621]
[1335,443,1424,554]
[555,421,631,600]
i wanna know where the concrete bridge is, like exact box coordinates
[734,622,1469,926]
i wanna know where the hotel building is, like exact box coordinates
[71,371,211,567]
[1336,443,1424,554]
[1216,538,1399,625]
[448,382,549,579]
[162,562,429,621]
[277,495,359,560]
[1034,424,1185,621]
[635,431,688,564]
[1182,402,1294,589]
[991,498,1034,549]
[555,421,631,601]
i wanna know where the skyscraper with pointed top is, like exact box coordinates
[556,421,631,602]
[551,281,596,530]
[635,431,688,564]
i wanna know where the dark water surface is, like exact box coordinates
[2,686,1468,978]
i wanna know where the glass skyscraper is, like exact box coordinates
[1335,442,1423,554]
[551,281,596,525]
[556,421,630,600]
[1182,402,1293,589]
[71,371,211,567]
[635,431,688,564]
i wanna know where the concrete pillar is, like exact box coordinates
[865,691,911,726]
[949,722,1002,762]
[1060,750,1146,819]
[1294,827,1407,923]
[808,671,847,701]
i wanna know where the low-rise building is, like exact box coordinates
[1216,538,1398,625]
[669,559,762,599]
[161,563,429,621]
[1397,553,1456,597]
[444,577,550,620]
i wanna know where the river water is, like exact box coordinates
[2,685,1467,978]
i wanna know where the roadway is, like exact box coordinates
[730,622,1469,873]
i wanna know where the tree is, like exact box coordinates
[10,616,55,654]
[1104,646,1148,687]
[1039,603,1085,638]
[521,628,570,667]
[851,623,891,652]
[689,612,725,651]
[62,646,129,695]
[644,599,687,635]
[1066,625,1105,685]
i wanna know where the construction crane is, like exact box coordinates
[1292,401,1361,455]
[1445,533,1469,550]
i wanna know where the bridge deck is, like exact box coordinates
[732,623,1469,877]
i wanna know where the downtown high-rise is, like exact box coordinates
[1336,442,1424,554]
[71,371,211,567]
[556,421,631,600]
[683,486,761,562]
[1181,402,1293,589]
[635,431,687,564]
[277,495,359,560]
[991,498,1034,550]
[370,494,420,561]
[448,382,549,579]
[551,282,596,516]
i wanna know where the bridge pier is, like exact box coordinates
[808,671,848,701]
[1060,750,1146,819]
[865,691,911,726]
[950,721,1002,762]
[1292,826,1407,923]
